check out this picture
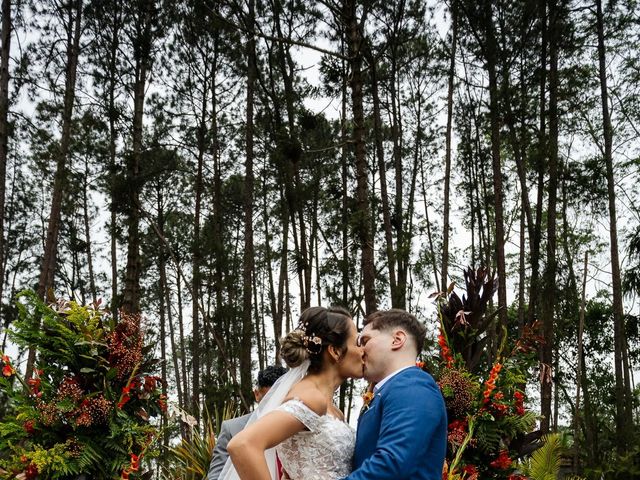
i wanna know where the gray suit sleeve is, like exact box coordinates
[207,420,233,480]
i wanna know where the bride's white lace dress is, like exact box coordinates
[275,398,355,479]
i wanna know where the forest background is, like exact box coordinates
[0,0,639,476]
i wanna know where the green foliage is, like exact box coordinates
[517,433,562,480]
[0,291,166,479]
[163,403,235,480]
[516,433,585,480]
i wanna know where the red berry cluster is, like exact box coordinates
[438,368,476,417]
[108,314,143,380]
[57,376,84,403]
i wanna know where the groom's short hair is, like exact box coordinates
[364,309,427,355]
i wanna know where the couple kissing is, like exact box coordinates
[222,306,447,480]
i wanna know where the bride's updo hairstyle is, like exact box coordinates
[280,306,352,373]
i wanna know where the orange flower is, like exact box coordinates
[482,362,502,404]
[2,363,14,376]
[438,329,454,368]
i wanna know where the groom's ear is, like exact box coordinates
[390,330,407,351]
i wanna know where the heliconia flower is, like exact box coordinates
[130,453,140,471]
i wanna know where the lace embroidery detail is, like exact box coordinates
[276,399,355,479]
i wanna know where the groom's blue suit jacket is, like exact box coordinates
[346,367,447,480]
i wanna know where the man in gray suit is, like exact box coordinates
[207,365,287,480]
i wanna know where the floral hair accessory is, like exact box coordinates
[302,333,322,355]
[295,319,323,355]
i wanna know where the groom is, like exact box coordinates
[345,309,447,480]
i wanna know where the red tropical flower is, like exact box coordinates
[489,450,512,470]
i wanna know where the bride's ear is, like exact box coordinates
[327,345,341,363]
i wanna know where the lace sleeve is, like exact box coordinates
[276,399,321,432]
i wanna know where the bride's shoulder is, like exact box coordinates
[283,380,328,417]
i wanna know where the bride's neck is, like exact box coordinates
[307,368,343,399]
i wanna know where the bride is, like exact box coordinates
[222,306,364,480]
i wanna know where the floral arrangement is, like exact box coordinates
[0,291,166,479]
[427,268,543,480]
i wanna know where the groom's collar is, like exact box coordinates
[373,365,414,393]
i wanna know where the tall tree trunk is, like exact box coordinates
[83,158,97,303]
[29,0,83,378]
[122,0,155,314]
[482,3,508,328]
[176,263,190,410]
[370,59,398,305]
[156,187,169,449]
[344,0,376,315]
[574,251,588,472]
[595,0,633,451]
[240,0,256,411]
[0,0,11,315]
[271,0,311,309]
[191,79,208,421]
[341,39,349,309]
[528,0,547,326]
[442,0,457,292]
[539,0,559,434]
[390,43,406,310]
